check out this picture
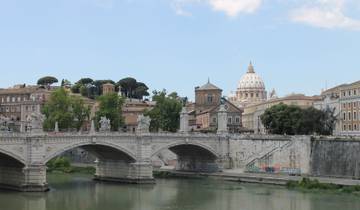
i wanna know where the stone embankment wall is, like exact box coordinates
[227,135,360,179]
[228,136,311,175]
[310,137,360,179]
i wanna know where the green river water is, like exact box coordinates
[1,173,360,210]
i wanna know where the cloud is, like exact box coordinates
[172,0,262,17]
[208,0,262,16]
[290,0,360,30]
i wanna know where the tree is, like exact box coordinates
[144,90,182,132]
[93,80,116,95]
[118,77,137,98]
[95,93,124,131]
[260,103,336,135]
[77,78,93,85]
[37,76,58,86]
[61,79,72,88]
[71,96,91,130]
[42,88,90,131]
[134,84,149,99]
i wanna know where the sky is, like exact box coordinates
[0,0,360,100]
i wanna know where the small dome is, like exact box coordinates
[237,62,265,90]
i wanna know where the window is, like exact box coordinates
[256,93,259,97]
[343,112,346,120]
[354,112,357,120]
[17,97,21,102]
[251,93,254,97]
[343,125,347,131]
[349,112,352,121]
[12,97,15,102]
[6,96,10,102]
[207,94,213,103]
[235,117,240,123]
[349,91,352,96]
[349,124,353,131]
[228,117,232,124]
[354,90,357,95]
[212,118,216,123]
[343,103,346,109]
[355,124,358,131]
[355,102,357,108]
[1,98,3,103]
[343,92,346,97]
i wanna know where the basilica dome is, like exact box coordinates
[238,62,265,90]
[228,62,267,108]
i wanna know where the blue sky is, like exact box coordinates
[0,0,360,100]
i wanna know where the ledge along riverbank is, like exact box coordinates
[154,169,360,190]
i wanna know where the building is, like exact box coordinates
[339,81,360,136]
[122,98,156,132]
[313,85,344,135]
[102,83,115,95]
[243,94,321,134]
[0,85,51,121]
[229,62,267,108]
[187,80,243,133]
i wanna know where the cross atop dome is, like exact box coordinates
[247,61,255,73]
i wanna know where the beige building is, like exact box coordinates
[243,94,321,134]
[187,80,243,133]
[122,99,156,132]
[102,83,115,95]
[339,81,360,136]
[313,85,344,135]
[229,62,267,108]
[0,85,51,121]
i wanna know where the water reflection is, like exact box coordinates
[0,174,360,210]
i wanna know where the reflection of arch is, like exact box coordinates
[0,148,25,166]
[44,142,137,163]
[152,141,219,158]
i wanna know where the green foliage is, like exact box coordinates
[95,93,124,131]
[37,76,58,86]
[47,157,95,174]
[77,78,93,85]
[145,90,182,132]
[286,178,360,194]
[71,83,81,93]
[61,79,72,87]
[42,88,90,131]
[117,77,149,99]
[93,80,116,95]
[47,157,71,172]
[260,103,336,135]
[70,77,149,100]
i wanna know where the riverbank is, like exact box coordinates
[154,169,360,187]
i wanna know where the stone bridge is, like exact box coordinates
[0,131,234,191]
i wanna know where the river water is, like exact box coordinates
[0,173,360,210]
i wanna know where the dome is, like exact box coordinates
[237,62,265,90]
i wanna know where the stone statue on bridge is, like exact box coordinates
[99,117,111,132]
[137,114,151,133]
[30,112,45,134]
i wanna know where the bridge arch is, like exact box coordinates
[152,141,220,172]
[151,141,219,159]
[0,148,26,166]
[44,141,137,164]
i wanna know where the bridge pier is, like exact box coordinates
[0,164,48,192]
[94,160,155,184]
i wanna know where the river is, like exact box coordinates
[0,173,360,210]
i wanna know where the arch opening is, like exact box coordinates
[154,144,220,173]
[45,143,136,165]
[0,152,26,189]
